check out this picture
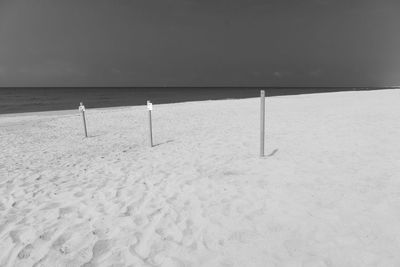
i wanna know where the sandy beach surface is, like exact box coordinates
[1,89,400,267]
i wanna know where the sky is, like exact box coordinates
[0,0,399,87]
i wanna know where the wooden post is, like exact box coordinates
[147,101,153,147]
[260,90,265,157]
[79,102,88,138]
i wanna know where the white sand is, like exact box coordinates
[1,89,400,267]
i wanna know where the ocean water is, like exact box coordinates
[0,87,393,114]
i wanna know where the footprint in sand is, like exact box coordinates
[92,228,110,239]
[82,239,113,265]
[52,232,72,250]
[17,243,34,259]
[39,229,56,241]
[58,206,76,219]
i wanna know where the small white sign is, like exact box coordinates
[79,105,85,112]
[147,101,153,111]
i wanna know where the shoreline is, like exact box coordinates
[1,87,399,116]
[1,87,398,117]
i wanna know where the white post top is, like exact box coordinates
[79,102,85,112]
[147,101,153,111]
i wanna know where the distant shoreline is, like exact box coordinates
[0,87,398,115]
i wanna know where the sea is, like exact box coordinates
[0,87,396,114]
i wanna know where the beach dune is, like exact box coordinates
[1,90,400,266]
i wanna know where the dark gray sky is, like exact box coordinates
[0,0,399,87]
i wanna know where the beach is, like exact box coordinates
[1,89,400,266]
